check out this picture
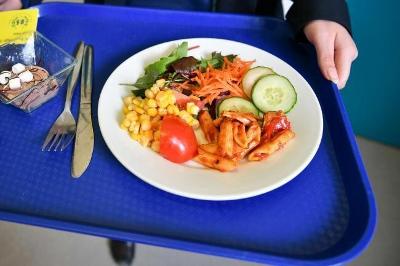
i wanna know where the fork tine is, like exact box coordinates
[54,134,65,151]
[61,133,75,151]
[42,130,56,151]
[47,130,61,151]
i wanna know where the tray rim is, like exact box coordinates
[0,203,375,266]
[0,2,376,265]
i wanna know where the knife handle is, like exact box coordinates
[65,42,85,111]
[81,45,93,101]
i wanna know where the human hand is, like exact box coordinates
[0,0,22,10]
[304,20,358,89]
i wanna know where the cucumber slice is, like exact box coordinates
[217,97,259,117]
[242,66,275,97]
[251,74,297,113]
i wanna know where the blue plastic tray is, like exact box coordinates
[0,3,376,265]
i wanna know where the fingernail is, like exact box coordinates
[327,67,339,85]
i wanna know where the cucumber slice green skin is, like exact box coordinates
[242,66,275,98]
[217,97,260,117]
[251,74,297,113]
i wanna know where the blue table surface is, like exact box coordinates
[0,3,376,266]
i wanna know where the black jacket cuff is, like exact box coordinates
[286,0,352,40]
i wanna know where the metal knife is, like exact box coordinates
[72,45,94,178]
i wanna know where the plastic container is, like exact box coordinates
[0,31,75,112]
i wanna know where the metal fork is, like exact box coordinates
[41,42,85,151]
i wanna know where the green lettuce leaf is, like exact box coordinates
[133,42,188,89]
[199,52,236,70]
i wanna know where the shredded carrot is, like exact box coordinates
[191,57,254,105]
[171,80,191,91]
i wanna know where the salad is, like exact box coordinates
[120,42,297,172]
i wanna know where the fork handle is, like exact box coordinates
[64,42,85,110]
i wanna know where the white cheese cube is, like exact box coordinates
[9,78,21,90]
[0,71,11,85]
[12,63,26,75]
[19,71,34,83]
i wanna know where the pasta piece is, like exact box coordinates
[217,119,234,158]
[246,121,261,144]
[220,111,258,125]
[198,110,219,143]
[195,148,238,172]
[248,129,295,161]
[233,121,248,148]
[198,143,218,154]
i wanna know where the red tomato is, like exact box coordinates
[159,116,198,163]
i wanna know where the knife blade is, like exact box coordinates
[72,45,94,178]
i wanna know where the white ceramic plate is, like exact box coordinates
[98,38,323,201]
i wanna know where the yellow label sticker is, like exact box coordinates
[0,9,38,45]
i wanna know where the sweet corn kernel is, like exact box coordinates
[151,116,162,129]
[139,114,150,122]
[147,98,157,108]
[151,115,161,123]
[158,107,167,116]
[156,79,165,87]
[129,132,139,141]
[123,96,133,106]
[167,104,176,115]
[141,120,151,131]
[127,104,134,111]
[132,124,140,134]
[186,102,200,115]
[128,121,137,132]
[123,106,129,114]
[140,135,151,147]
[145,89,154,99]
[122,119,131,127]
[155,91,165,100]
[151,140,160,152]
[167,94,176,105]
[120,124,128,131]
[179,110,192,120]
[172,105,180,115]
[186,102,194,109]
[156,92,170,108]
[185,117,193,124]
[150,86,160,94]
[132,98,141,106]
[126,111,138,121]
[147,108,158,117]
[153,130,161,140]
[189,119,200,128]
[143,130,153,140]
[134,106,145,114]
[160,101,169,109]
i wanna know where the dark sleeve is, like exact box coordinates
[21,0,42,8]
[286,0,352,39]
